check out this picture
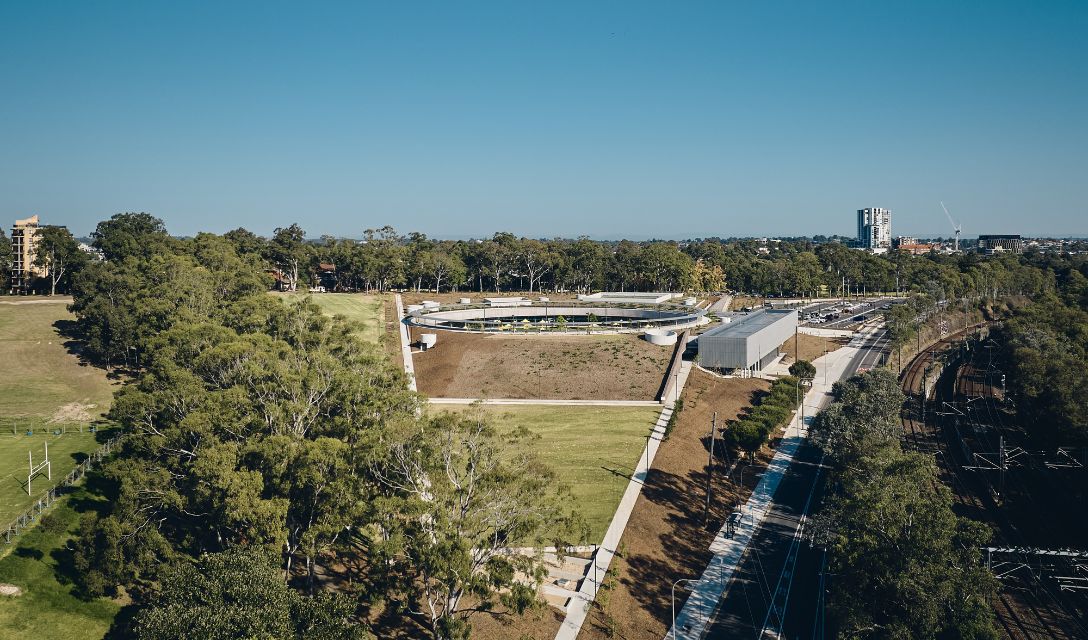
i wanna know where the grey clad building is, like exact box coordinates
[977,234,1023,254]
[697,309,797,373]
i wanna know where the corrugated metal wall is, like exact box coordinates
[698,312,796,370]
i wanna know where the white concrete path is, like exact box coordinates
[394,294,417,392]
[666,325,883,639]
[554,355,696,640]
[428,398,662,407]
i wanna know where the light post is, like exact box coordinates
[671,577,699,639]
[800,377,812,428]
[736,464,762,489]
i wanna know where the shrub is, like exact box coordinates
[725,376,800,458]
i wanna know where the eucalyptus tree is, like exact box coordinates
[269,224,310,291]
[0,228,11,290]
[32,224,88,295]
[132,548,363,640]
[372,409,583,639]
[91,212,172,262]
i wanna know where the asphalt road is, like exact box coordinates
[704,329,887,640]
[797,298,904,331]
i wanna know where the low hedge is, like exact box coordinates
[725,375,800,458]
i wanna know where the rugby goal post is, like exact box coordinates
[27,441,51,495]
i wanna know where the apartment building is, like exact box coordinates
[10,215,48,294]
[857,207,892,251]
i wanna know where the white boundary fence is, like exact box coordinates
[3,432,124,544]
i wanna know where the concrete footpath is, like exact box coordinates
[554,356,696,640]
[394,294,417,392]
[428,398,662,407]
[667,325,882,639]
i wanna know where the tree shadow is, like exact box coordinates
[14,546,44,560]
[615,463,742,626]
[102,604,141,640]
[53,318,130,379]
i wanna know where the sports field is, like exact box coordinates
[0,300,116,524]
[273,292,386,343]
[428,403,662,542]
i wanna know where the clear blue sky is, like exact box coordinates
[2,1,1085,239]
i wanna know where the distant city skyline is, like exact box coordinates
[2,2,1086,239]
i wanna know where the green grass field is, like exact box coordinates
[428,404,661,543]
[272,292,386,343]
[0,431,111,525]
[0,488,121,640]
[0,300,116,524]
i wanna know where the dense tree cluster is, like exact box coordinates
[997,255,1088,447]
[67,214,580,639]
[811,370,998,639]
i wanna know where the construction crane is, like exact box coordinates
[941,201,962,252]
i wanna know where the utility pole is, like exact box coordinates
[704,412,717,524]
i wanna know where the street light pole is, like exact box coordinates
[671,577,698,639]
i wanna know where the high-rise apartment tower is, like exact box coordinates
[857,207,891,251]
[10,215,47,294]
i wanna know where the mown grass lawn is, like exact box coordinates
[0,488,120,640]
[0,300,117,524]
[428,404,662,543]
[0,430,118,525]
[272,292,386,343]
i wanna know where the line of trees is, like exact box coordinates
[67,214,583,639]
[4,215,1078,304]
[213,224,1065,301]
[811,370,998,639]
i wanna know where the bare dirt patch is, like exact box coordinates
[47,401,97,424]
[579,370,777,640]
[410,330,672,400]
[779,332,847,366]
[0,583,22,596]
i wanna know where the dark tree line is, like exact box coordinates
[214,223,1062,301]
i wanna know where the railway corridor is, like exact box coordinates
[899,330,1088,639]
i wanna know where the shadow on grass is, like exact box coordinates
[53,318,133,380]
[47,472,119,600]
[102,605,141,640]
[14,546,44,560]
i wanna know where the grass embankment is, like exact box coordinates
[272,292,386,344]
[428,404,662,542]
[0,488,120,640]
[0,301,116,524]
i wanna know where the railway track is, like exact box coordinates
[899,330,1088,639]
